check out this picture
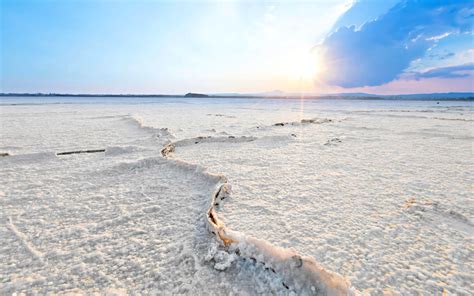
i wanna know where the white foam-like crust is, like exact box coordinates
[1,99,472,294]
[163,137,356,295]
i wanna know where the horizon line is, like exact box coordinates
[1,91,474,98]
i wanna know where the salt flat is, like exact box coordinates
[1,97,472,295]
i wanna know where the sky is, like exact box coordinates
[1,0,473,95]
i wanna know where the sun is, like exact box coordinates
[288,50,324,81]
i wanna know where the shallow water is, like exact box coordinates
[1,97,472,295]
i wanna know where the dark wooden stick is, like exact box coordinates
[56,149,105,156]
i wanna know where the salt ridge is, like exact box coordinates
[155,115,357,295]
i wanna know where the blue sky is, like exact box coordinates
[1,0,473,94]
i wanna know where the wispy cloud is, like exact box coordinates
[413,63,474,79]
[428,52,455,61]
[318,0,473,88]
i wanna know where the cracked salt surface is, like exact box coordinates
[1,97,472,295]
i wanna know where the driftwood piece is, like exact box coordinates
[56,149,105,156]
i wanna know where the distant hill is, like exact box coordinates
[184,93,208,98]
[210,91,473,100]
[211,90,286,97]
[383,92,474,100]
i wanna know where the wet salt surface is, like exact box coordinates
[1,97,472,295]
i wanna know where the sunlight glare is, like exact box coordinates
[288,49,324,82]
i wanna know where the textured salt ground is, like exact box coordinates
[1,98,473,295]
[175,109,473,295]
[0,152,296,295]
[0,109,308,295]
[0,109,152,154]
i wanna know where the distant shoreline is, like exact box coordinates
[1,92,473,101]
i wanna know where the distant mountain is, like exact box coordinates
[319,92,474,100]
[384,92,474,99]
[210,91,473,100]
[324,92,379,97]
[210,90,285,97]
